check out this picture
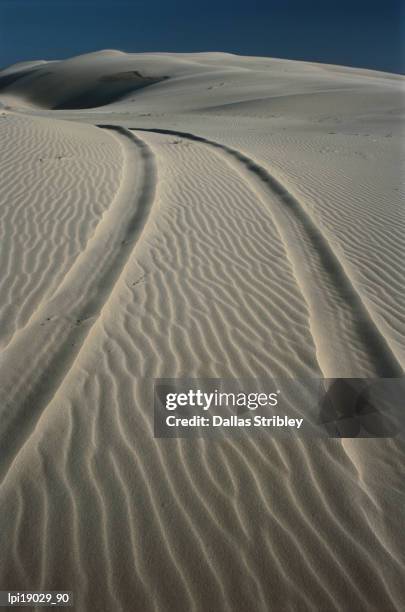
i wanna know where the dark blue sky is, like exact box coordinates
[1,0,404,74]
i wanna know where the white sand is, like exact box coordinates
[0,51,404,610]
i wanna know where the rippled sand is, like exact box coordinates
[0,51,404,611]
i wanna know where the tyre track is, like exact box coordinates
[0,126,156,483]
[130,126,403,378]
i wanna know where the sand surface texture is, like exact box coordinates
[0,51,404,611]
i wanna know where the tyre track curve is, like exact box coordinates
[0,126,156,483]
[129,126,403,379]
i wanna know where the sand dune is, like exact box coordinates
[0,51,404,610]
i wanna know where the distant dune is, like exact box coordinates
[0,50,171,109]
[0,51,404,611]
